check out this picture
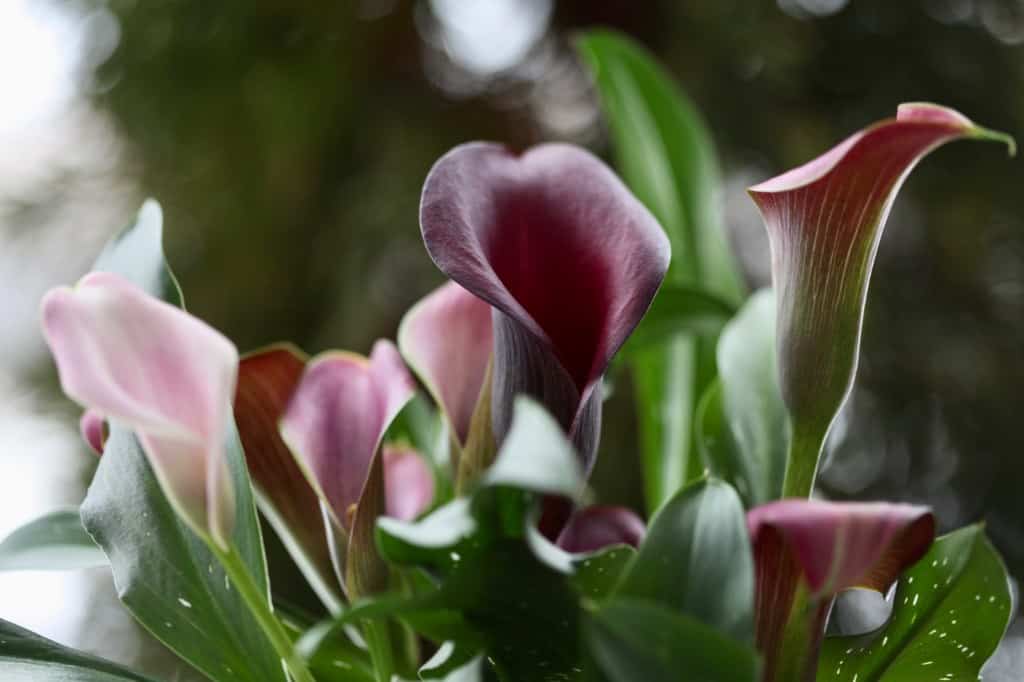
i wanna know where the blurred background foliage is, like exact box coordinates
[2,0,1023,677]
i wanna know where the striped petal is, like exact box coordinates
[747,499,934,681]
[41,271,237,547]
[748,103,1014,496]
[420,142,669,473]
[234,344,342,611]
[397,281,493,445]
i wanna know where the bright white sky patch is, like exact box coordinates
[429,0,551,75]
[0,0,82,134]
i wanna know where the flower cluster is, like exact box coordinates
[30,90,1014,682]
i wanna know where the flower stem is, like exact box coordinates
[215,546,316,682]
[363,619,395,682]
[781,422,825,499]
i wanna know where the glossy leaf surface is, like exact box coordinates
[698,290,788,507]
[819,525,1012,680]
[616,478,754,642]
[584,598,759,682]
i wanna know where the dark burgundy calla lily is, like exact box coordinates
[420,143,670,472]
[747,499,934,682]
[556,505,646,554]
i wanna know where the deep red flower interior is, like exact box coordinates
[487,187,612,392]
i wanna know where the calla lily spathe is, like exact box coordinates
[42,271,238,547]
[747,499,934,682]
[748,103,1014,496]
[398,281,493,448]
[280,340,418,597]
[382,445,435,522]
[420,142,671,473]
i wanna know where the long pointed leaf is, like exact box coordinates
[577,29,745,513]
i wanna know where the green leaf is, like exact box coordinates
[624,285,736,352]
[570,545,636,603]
[698,290,788,507]
[574,31,742,301]
[419,642,481,680]
[584,598,759,682]
[0,510,106,571]
[576,29,745,514]
[362,398,588,680]
[295,621,376,682]
[0,617,157,681]
[79,199,286,682]
[93,200,183,309]
[616,478,754,642]
[819,525,1013,680]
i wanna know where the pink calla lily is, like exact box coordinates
[420,142,670,473]
[398,281,493,447]
[280,340,414,528]
[747,499,934,682]
[280,340,415,596]
[79,409,106,455]
[748,103,1014,497]
[41,271,238,547]
[382,445,435,522]
[555,505,646,554]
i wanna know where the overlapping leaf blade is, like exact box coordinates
[616,478,754,642]
[697,290,788,507]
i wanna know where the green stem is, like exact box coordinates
[781,422,826,499]
[363,619,395,682]
[215,546,317,682]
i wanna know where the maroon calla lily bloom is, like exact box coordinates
[420,142,670,472]
[556,505,646,554]
[748,103,1014,496]
[747,499,934,682]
